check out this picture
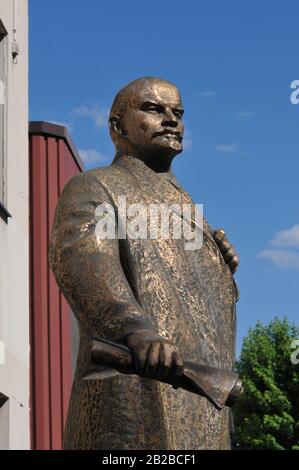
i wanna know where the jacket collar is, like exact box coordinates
[112,154,194,207]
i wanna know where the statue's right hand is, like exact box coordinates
[124,330,184,387]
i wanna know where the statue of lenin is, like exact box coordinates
[49,77,240,450]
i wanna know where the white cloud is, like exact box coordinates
[270,224,299,248]
[236,111,255,119]
[183,130,192,150]
[79,149,109,166]
[196,90,217,97]
[258,249,299,270]
[71,104,109,129]
[215,143,239,153]
[258,225,299,270]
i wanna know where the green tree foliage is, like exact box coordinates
[233,318,299,450]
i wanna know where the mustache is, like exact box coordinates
[152,129,182,142]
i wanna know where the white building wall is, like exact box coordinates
[0,0,29,449]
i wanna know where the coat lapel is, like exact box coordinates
[113,155,216,241]
[113,155,189,207]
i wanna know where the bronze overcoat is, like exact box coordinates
[49,154,238,450]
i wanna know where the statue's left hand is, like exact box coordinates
[213,229,239,274]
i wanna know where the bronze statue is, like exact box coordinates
[49,77,240,450]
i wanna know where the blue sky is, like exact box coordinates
[30,0,299,354]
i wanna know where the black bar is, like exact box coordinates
[0,450,297,466]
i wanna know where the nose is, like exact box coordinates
[162,108,178,128]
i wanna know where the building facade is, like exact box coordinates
[29,122,82,449]
[0,3,81,449]
[0,0,30,450]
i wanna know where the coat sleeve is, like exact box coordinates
[49,171,157,342]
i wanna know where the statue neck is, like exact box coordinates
[114,150,174,173]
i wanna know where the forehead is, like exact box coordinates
[133,81,183,108]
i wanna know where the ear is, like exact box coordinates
[109,115,125,136]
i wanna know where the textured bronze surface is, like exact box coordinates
[86,337,241,410]
[49,77,240,450]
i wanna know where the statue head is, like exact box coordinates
[109,77,184,165]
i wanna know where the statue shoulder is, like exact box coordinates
[81,163,136,195]
[59,165,119,199]
[51,166,120,243]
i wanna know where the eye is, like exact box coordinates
[174,109,184,119]
[140,102,164,114]
[147,105,159,113]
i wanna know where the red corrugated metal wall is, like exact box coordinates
[29,122,83,450]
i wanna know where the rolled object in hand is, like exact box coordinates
[86,337,243,410]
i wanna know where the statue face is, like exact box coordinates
[121,81,184,158]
